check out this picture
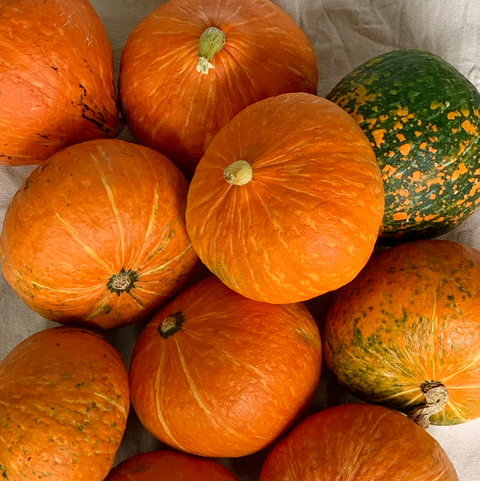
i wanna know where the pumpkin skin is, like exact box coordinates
[326,49,480,243]
[0,327,130,481]
[105,450,239,481]
[129,275,322,458]
[0,139,199,329]
[186,92,384,304]
[0,0,121,166]
[323,239,480,425]
[259,403,459,481]
[118,0,318,179]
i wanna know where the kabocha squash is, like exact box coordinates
[186,92,384,304]
[0,139,199,329]
[118,0,318,179]
[326,49,480,243]
[0,327,130,481]
[0,0,121,166]
[323,239,480,427]
[105,450,239,481]
[259,403,459,481]
[129,275,322,458]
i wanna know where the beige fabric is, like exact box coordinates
[1,1,480,479]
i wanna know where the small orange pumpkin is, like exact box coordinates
[129,275,322,457]
[0,139,199,328]
[119,0,318,178]
[0,327,130,481]
[0,0,121,166]
[259,403,459,481]
[105,450,239,481]
[186,92,384,304]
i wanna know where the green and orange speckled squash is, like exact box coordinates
[327,49,480,243]
[323,239,480,427]
[0,327,130,481]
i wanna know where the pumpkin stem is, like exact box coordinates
[158,311,185,339]
[107,267,138,296]
[224,160,253,186]
[197,26,226,75]
[407,381,448,429]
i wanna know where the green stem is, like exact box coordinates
[197,26,226,75]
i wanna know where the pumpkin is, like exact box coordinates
[323,239,480,427]
[326,49,480,243]
[259,403,459,481]
[0,139,199,329]
[0,326,130,481]
[105,450,239,481]
[129,275,322,458]
[186,92,384,304]
[118,0,318,179]
[0,0,121,166]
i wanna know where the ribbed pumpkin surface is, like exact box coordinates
[260,404,459,481]
[119,0,318,178]
[0,139,198,328]
[105,450,239,481]
[186,92,384,304]
[0,0,121,166]
[327,49,480,243]
[129,275,322,457]
[324,240,480,425]
[0,327,130,481]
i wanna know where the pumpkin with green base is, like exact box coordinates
[323,239,480,427]
[327,49,480,243]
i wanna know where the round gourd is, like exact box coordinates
[0,327,130,481]
[119,0,318,179]
[259,403,459,481]
[326,49,480,243]
[323,239,480,426]
[0,139,199,329]
[0,0,121,166]
[186,92,384,304]
[129,275,322,458]
[105,450,239,481]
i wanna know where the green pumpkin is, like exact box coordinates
[327,49,480,244]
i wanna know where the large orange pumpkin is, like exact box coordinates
[259,403,459,481]
[0,139,199,329]
[105,450,239,481]
[324,239,480,426]
[118,0,318,179]
[0,0,121,166]
[129,275,322,458]
[186,92,385,304]
[0,327,130,481]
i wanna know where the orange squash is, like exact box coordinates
[118,0,318,179]
[129,275,322,457]
[259,403,459,481]
[0,0,121,166]
[105,450,239,481]
[324,239,480,426]
[0,139,199,329]
[186,92,384,304]
[0,327,130,481]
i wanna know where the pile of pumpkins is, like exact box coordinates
[1,0,480,479]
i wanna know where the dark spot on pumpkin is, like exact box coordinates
[37,134,49,139]
[51,66,58,71]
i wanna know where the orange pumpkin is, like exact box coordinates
[118,0,318,179]
[0,139,199,329]
[0,0,121,166]
[259,403,459,481]
[186,92,384,304]
[129,275,322,458]
[105,450,239,481]
[323,240,480,426]
[0,327,130,481]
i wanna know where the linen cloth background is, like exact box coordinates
[1,0,480,479]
